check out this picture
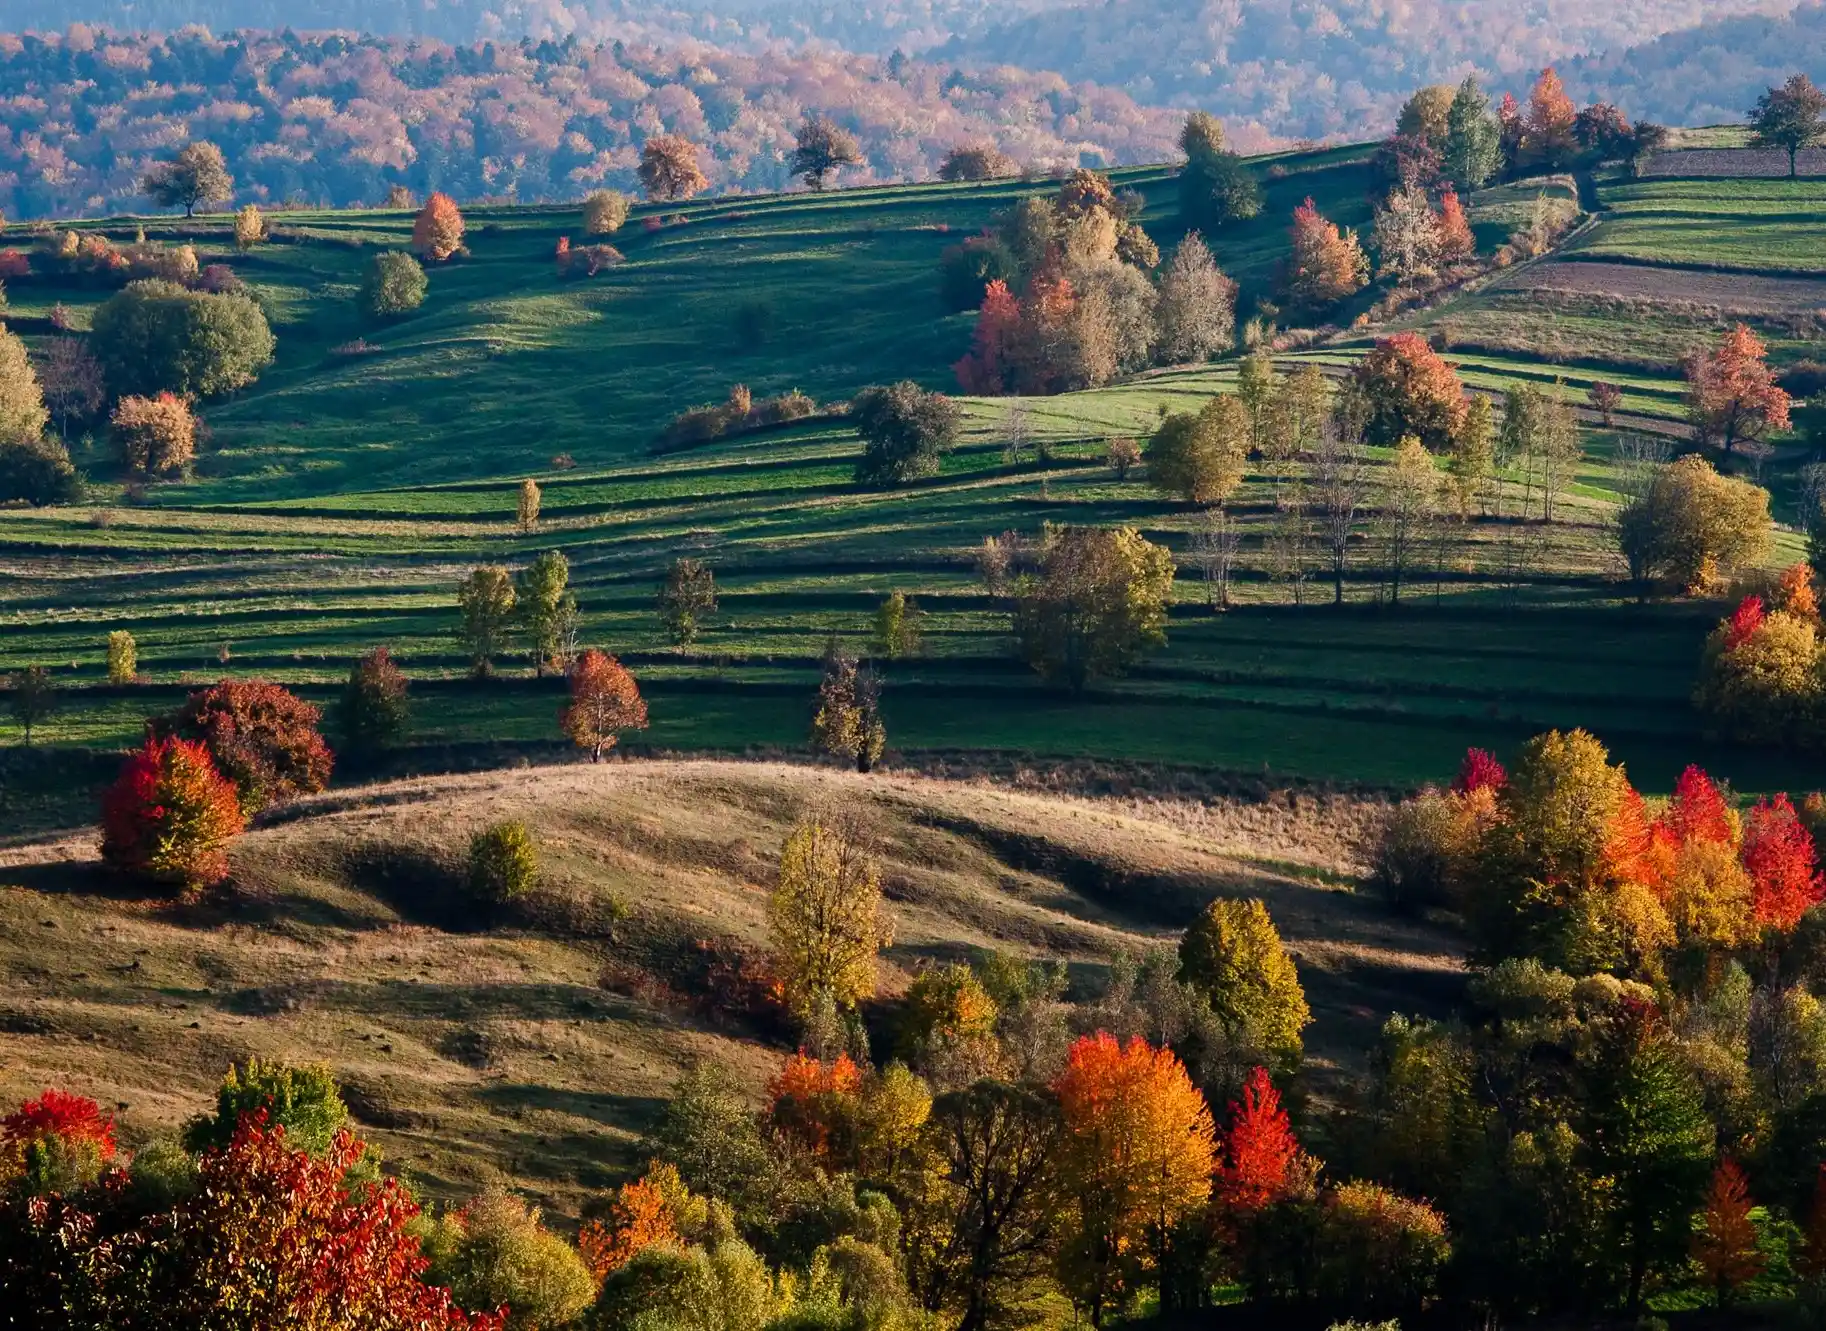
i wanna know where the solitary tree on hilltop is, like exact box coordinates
[412,193,465,262]
[561,649,648,761]
[141,141,233,217]
[1750,74,1826,178]
[638,135,708,202]
[791,116,863,190]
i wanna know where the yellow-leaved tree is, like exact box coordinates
[768,817,892,1017]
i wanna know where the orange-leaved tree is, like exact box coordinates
[412,192,466,262]
[99,735,246,889]
[157,678,334,814]
[1685,324,1791,456]
[953,279,1020,394]
[1523,67,1578,167]
[1435,187,1475,262]
[1350,332,1467,451]
[768,1051,864,1163]
[578,1165,685,1281]
[560,649,648,761]
[1692,1158,1765,1305]
[1053,1032,1216,1327]
[1286,197,1368,309]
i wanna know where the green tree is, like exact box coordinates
[659,558,719,646]
[182,1058,349,1156]
[1750,74,1826,178]
[140,141,233,216]
[872,590,923,658]
[853,382,961,486]
[336,646,410,760]
[1446,393,1495,518]
[8,665,55,744]
[516,551,576,676]
[1146,396,1249,505]
[0,322,49,444]
[1178,113,1262,232]
[769,816,891,1016]
[791,116,864,190]
[1444,77,1503,190]
[89,279,275,399]
[1380,436,1439,603]
[1235,351,1277,448]
[457,565,516,677]
[811,642,886,773]
[1580,1006,1715,1313]
[424,1190,597,1331]
[0,437,79,506]
[1013,525,1176,691]
[1177,897,1311,1073]
[359,250,427,319]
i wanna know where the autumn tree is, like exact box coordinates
[100,734,246,889]
[582,188,632,235]
[90,279,275,399]
[1052,1034,1216,1325]
[1218,1066,1301,1216]
[458,566,516,677]
[1146,395,1248,505]
[811,642,886,772]
[1616,454,1770,593]
[361,250,427,318]
[1589,380,1624,427]
[1352,333,1467,451]
[1444,77,1503,191]
[659,557,718,646]
[853,381,960,486]
[112,392,196,476]
[1013,525,1176,691]
[35,334,106,438]
[232,203,267,251]
[1396,85,1457,142]
[1742,794,1824,928]
[1446,393,1495,518]
[106,631,137,685]
[579,1166,688,1279]
[791,116,864,190]
[0,324,48,446]
[157,679,334,814]
[1435,187,1475,261]
[1373,186,1442,283]
[411,192,465,262]
[638,135,709,201]
[515,550,575,675]
[1286,197,1369,308]
[1154,232,1237,364]
[423,1190,596,1330]
[1686,323,1792,456]
[337,646,411,761]
[1179,898,1312,1075]
[7,666,54,744]
[561,649,648,761]
[141,141,233,216]
[939,144,1018,182]
[953,279,1020,392]
[769,815,891,1016]
[1380,436,1440,603]
[1750,73,1826,178]
[872,590,923,658]
[1523,68,1578,169]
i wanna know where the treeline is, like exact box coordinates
[0,26,1182,219]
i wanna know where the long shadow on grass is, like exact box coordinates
[477,1082,667,1136]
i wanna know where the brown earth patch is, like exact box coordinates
[1497,260,1826,313]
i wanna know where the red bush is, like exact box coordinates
[0,249,30,278]
[157,679,333,813]
[1453,747,1507,795]
[3,1089,116,1159]
[99,735,246,889]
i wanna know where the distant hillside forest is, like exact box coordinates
[15,0,1822,145]
[0,27,1183,218]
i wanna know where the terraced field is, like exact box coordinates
[2,143,1821,824]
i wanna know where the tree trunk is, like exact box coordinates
[1791,145,1800,180]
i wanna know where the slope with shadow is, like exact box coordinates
[0,757,1458,1220]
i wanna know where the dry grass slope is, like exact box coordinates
[0,757,1460,1222]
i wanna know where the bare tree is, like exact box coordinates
[1265,486,1311,605]
[1311,427,1369,605]
[1380,438,1440,604]
[1190,506,1242,610]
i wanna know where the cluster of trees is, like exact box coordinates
[0,28,1182,219]
[1696,566,1826,750]
[1365,733,1826,1313]
[947,167,1233,396]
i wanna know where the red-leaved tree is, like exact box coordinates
[99,735,247,889]
[1686,324,1792,456]
[560,649,648,761]
[1217,1066,1298,1214]
[1724,595,1766,650]
[1742,794,1824,929]
[1453,747,1507,795]
[158,679,334,814]
[1692,1158,1765,1306]
[1665,765,1736,848]
[954,279,1021,394]
[1286,197,1368,309]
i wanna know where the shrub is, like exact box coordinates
[182,1058,349,1157]
[1315,1181,1450,1315]
[852,381,960,487]
[106,630,137,685]
[337,646,410,759]
[423,1190,596,1331]
[232,204,267,250]
[470,820,537,903]
[111,392,196,476]
[156,678,334,814]
[412,192,465,261]
[360,250,427,318]
[90,279,275,399]
[99,734,246,889]
[1370,786,1497,914]
[0,436,79,505]
[751,389,817,426]
[582,188,632,235]
[938,144,1018,181]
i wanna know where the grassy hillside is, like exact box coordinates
[3,144,1822,817]
[0,758,1451,1219]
